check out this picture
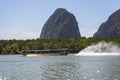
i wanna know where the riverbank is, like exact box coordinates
[0,37,120,54]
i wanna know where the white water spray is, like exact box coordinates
[76,42,120,56]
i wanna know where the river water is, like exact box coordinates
[0,55,120,80]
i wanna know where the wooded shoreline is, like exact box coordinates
[0,37,120,54]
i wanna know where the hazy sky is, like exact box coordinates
[0,0,120,40]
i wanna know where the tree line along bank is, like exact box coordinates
[0,37,120,54]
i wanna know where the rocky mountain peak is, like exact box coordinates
[94,9,120,37]
[40,8,81,39]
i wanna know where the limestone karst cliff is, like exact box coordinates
[94,9,120,37]
[40,8,81,38]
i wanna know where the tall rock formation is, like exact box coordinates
[94,9,120,37]
[40,8,81,39]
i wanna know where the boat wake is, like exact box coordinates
[76,42,120,56]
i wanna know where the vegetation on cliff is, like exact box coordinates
[0,37,120,54]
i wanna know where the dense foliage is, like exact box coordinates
[0,37,120,54]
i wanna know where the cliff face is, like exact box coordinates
[40,8,81,39]
[94,9,120,37]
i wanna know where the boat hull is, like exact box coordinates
[21,49,68,56]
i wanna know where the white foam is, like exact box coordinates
[83,76,87,79]
[76,42,120,56]
[96,70,100,73]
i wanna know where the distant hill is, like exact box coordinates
[40,8,81,39]
[94,9,120,37]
